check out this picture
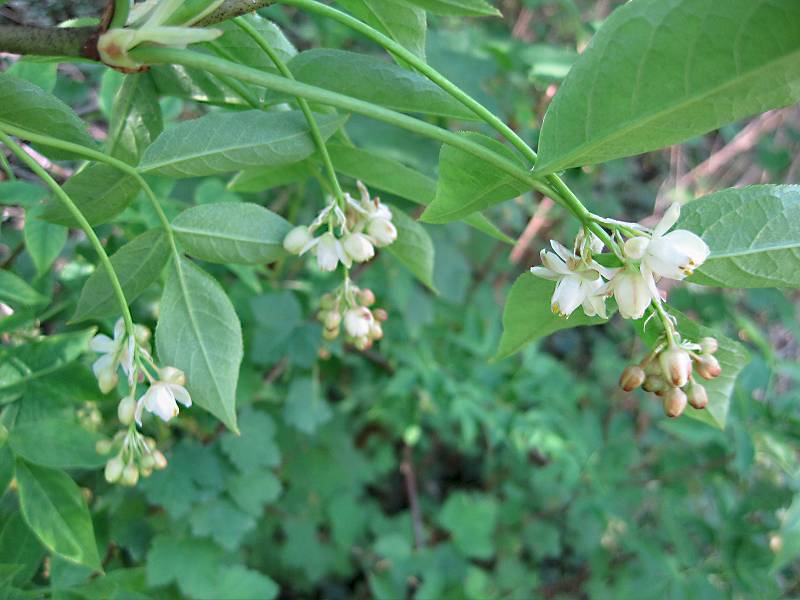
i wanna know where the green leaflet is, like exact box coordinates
[335,0,427,61]
[139,110,348,178]
[679,185,800,288]
[494,273,609,360]
[172,202,291,265]
[400,0,499,17]
[72,229,170,322]
[384,208,437,292]
[107,73,163,163]
[156,257,243,432]
[290,49,476,120]
[9,419,105,470]
[15,460,101,570]
[536,0,800,174]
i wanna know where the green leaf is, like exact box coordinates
[156,257,243,431]
[24,207,67,276]
[494,273,609,360]
[639,309,748,429]
[150,64,245,106]
[220,408,281,472]
[0,181,46,207]
[227,470,282,517]
[8,419,104,470]
[163,0,225,25]
[536,0,800,174]
[384,208,437,292]
[190,498,256,551]
[772,494,800,572]
[228,162,314,193]
[290,49,476,120]
[283,377,332,434]
[139,110,347,178]
[72,229,169,322]
[677,185,800,288]
[41,163,140,227]
[212,14,297,72]
[335,0,426,60]
[327,143,513,244]
[401,0,499,17]
[5,59,57,93]
[0,270,47,308]
[438,492,498,560]
[421,133,528,223]
[0,74,95,159]
[211,565,279,600]
[0,512,44,587]
[107,73,163,163]
[146,535,224,597]
[172,202,291,265]
[15,460,101,570]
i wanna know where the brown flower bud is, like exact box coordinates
[687,382,708,409]
[695,354,721,379]
[662,387,688,418]
[619,365,646,392]
[642,375,667,394]
[699,337,718,354]
[659,347,692,387]
[373,308,388,322]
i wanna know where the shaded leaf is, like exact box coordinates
[9,419,105,470]
[335,0,427,60]
[384,208,437,292]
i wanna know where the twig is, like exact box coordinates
[21,143,72,179]
[400,444,425,549]
[509,196,554,264]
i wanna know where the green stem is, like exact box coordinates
[652,300,676,346]
[0,123,180,259]
[0,130,134,335]
[278,0,538,165]
[110,0,131,29]
[130,47,554,200]
[0,151,14,180]
[233,16,345,204]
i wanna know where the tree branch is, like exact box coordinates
[0,0,273,59]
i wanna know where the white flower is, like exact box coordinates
[607,269,652,320]
[342,232,375,263]
[642,204,709,281]
[283,225,313,255]
[367,217,397,247]
[135,366,191,425]
[344,307,373,338]
[530,241,609,319]
[314,232,350,271]
[90,319,135,393]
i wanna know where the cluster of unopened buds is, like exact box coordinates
[89,318,192,484]
[318,282,387,350]
[282,181,397,272]
[619,336,722,417]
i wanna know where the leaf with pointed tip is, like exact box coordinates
[0,271,47,308]
[156,257,243,431]
[9,419,105,469]
[536,0,800,175]
[211,14,297,72]
[173,202,292,265]
[290,49,475,120]
[384,208,437,292]
[15,460,101,571]
[495,273,609,360]
[139,110,347,178]
[107,73,163,163]
[679,185,800,288]
[23,207,66,276]
[335,0,426,60]
[72,229,169,322]
[0,74,95,159]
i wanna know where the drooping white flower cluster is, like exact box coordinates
[531,203,710,321]
[98,0,223,71]
[91,318,192,485]
[283,181,397,272]
[318,280,387,351]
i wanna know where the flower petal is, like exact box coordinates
[89,334,115,353]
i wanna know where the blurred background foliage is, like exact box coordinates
[1,0,800,598]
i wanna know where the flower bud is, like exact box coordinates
[323,310,341,330]
[358,288,376,307]
[141,454,155,470]
[316,233,341,272]
[104,456,124,483]
[695,354,722,380]
[98,367,119,394]
[619,365,646,392]
[342,232,375,263]
[770,533,783,554]
[687,382,708,409]
[120,463,139,486]
[344,307,373,338]
[699,337,718,354]
[354,336,371,351]
[367,217,397,247]
[117,395,137,425]
[140,466,153,478]
[642,375,667,394]
[373,308,388,322]
[370,322,383,341]
[659,347,692,387]
[623,237,649,260]
[95,439,113,455]
[159,366,186,386]
[134,324,151,346]
[152,450,168,470]
[319,293,336,310]
[662,387,687,418]
[322,327,339,341]
[283,225,312,255]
